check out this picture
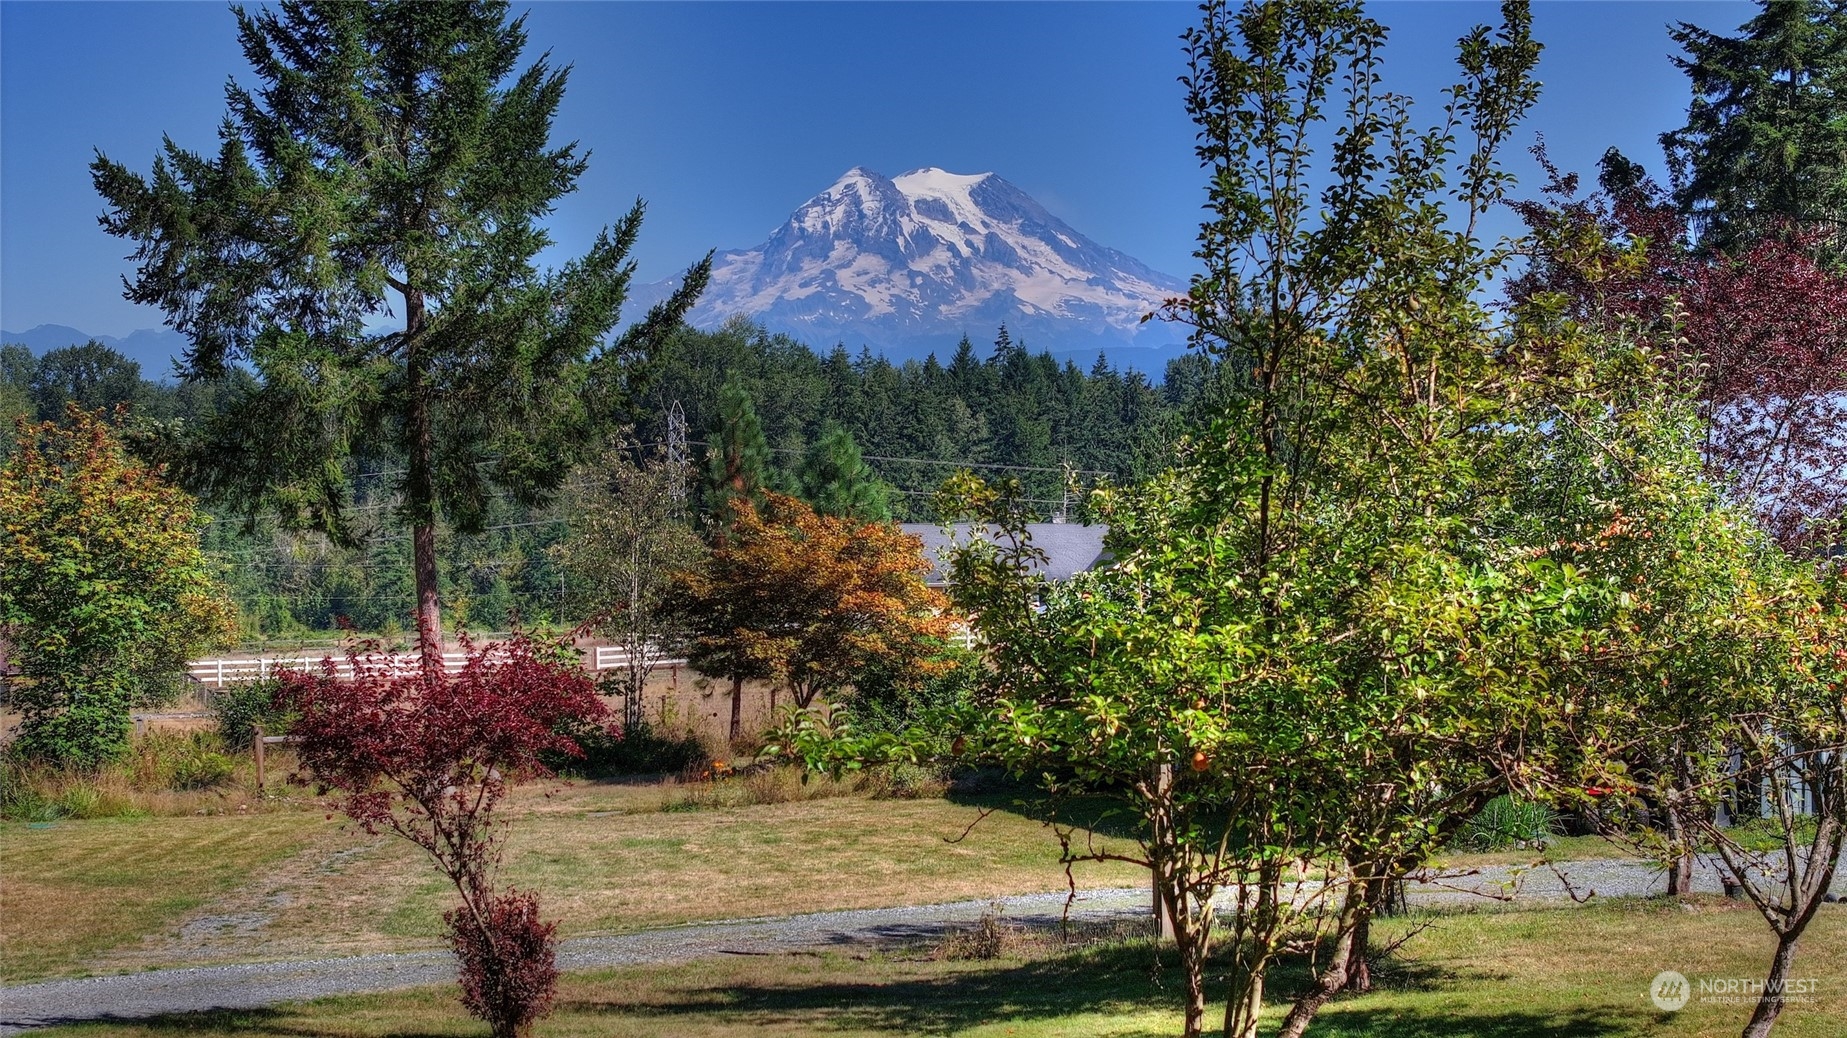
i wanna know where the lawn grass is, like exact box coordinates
[0,811,330,982]
[33,898,1847,1037]
[1,777,1145,981]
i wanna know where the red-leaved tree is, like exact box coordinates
[280,634,606,1038]
[1509,146,1847,548]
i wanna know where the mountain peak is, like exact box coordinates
[892,167,993,195]
[632,166,1182,360]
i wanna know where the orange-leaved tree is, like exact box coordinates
[676,492,951,740]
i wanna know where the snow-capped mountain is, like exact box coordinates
[638,167,1187,362]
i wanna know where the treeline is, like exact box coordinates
[3,323,1226,641]
[632,318,1228,516]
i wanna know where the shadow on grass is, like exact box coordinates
[28,941,1640,1034]
[560,940,1633,1038]
[1302,1006,1619,1038]
[564,940,1175,1036]
[946,787,1149,843]
[16,1007,455,1038]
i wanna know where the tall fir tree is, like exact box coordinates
[1660,0,1847,252]
[703,376,773,539]
[798,422,891,521]
[92,0,709,658]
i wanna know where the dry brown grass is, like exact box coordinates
[0,811,332,982]
[4,777,1142,980]
[2,741,311,821]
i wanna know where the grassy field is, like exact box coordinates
[31,898,1847,1037]
[0,776,1147,982]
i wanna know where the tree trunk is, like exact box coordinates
[400,286,443,664]
[413,521,442,667]
[1741,931,1801,1038]
[1665,798,1696,898]
[1159,863,1211,1038]
[1151,762,1175,943]
[405,289,442,667]
[728,674,744,742]
[1143,761,1208,1036]
[1276,877,1367,1038]
[1345,909,1374,993]
[1222,873,1281,1038]
[1223,965,1265,1038]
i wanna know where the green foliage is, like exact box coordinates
[167,744,238,791]
[923,4,1601,1035]
[0,757,59,822]
[1660,0,1847,252]
[544,716,709,778]
[209,678,295,752]
[554,445,705,729]
[1458,796,1558,851]
[26,342,151,421]
[0,729,246,820]
[798,422,892,521]
[632,321,1205,524]
[844,643,984,737]
[703,376,774,536]
[0,409,236,767]
[92,0,710,652]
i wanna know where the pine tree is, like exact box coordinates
[92,1,709,659]
[798,422,891,521]
[1661,0,1847,251]
[703,377,773,539]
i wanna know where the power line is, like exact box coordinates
[682,439,1116,479]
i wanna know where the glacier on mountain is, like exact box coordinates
[632,167,1187,361]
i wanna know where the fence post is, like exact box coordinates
[254,723,266,792]
[1152,761,1174,941]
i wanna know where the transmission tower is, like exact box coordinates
[666,400,690,505]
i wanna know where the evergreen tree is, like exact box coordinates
[92,0,709,659]
[1661,0,1847,251]
[703,377,773,538]
[798,422,891,521]
[945,335,989,406]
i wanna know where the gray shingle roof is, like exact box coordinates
[899,523,1110,586]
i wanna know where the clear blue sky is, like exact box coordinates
[1,1,1753,340]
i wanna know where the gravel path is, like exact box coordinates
[5,856,1840,1035]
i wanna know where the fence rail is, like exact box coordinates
[187,644,686,688]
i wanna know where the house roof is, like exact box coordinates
[899,523,1110,586]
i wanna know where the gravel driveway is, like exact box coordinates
[5,856,1839,1035]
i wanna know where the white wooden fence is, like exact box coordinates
[187,644,687,689]
[187,652,473,687]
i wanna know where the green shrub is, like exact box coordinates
[1459,795,1557,851]
[128,730,239,791]
[210,678,294,751]
[668,764,862,810]
[0,752,146,820]
[54,783,142,819]
[0,757,58,821]
[846,643,984,736]
[861,761,950,799]
[545,717,710,777]
[169,747,237,790]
